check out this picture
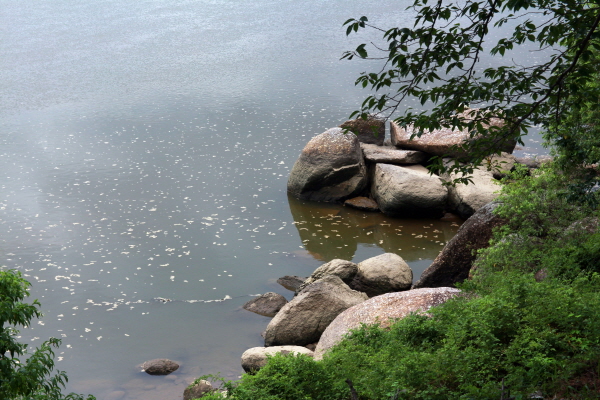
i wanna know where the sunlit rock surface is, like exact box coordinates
[350,253,413,297]
[241,346,314,372]
[372,164,448,218]
[264,275,368,347]
[287,128,368,202]
[314,287,461,359]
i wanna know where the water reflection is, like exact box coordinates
[288,194,462,277]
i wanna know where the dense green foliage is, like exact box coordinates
[342,0,600,181]
[0,270,94,400]
[194,160,600,399]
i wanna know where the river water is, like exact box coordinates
[0,1,545,399]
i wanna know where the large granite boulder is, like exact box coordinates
[243,292,288,317]
[314,287,461,359]
[349,253,413,297]
[390,110,514,159]
[297,259,358,293]
[444,163,501,219]
[340,115,385,145]
[287,128,368,202]
[142,359,179,375]
[413,201,506,289]
[241,346,314,373]
[184,380,214,400]
[360,143,427,165]
[264,275,368,347]
[372,163,448,218]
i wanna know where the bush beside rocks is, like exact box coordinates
[241,346,314,373]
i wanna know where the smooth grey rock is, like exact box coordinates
[340,115,385,145]
[243,292,288,317]
[142,359,179,376]
[443,160,501,219]
[349,253,412,297]
[487,152,516,179]
[360,143,427,164]
[287,128,368,202]
[277,275,306,292]
[183,380,213,400]
[241,346,314,373]
[372,163,448,218]
[413,201,506,289]
[314,287,461,359]
[297,259,358,293]
[264,275,368,347]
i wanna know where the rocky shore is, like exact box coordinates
[180,114,553,398]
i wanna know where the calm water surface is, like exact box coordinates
[0,1,544,399]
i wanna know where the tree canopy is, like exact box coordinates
[342,0,600,182]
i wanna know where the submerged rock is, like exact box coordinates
[344,196,379,212]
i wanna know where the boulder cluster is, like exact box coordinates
[287,114,545,220]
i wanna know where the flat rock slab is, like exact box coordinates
[243,292,288,317]
[390,109,514,159]
[360,143,427,164]
[315,287,461,359]
[142,359,179,375]
[413,201,506,289]
[344,196,379,212]
[241,346,314,373]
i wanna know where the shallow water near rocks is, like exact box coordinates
[1,1,546,399]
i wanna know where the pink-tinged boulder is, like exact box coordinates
[390,110,514,159]
[413,201,506,289]
[372,163,448,218]
[340,115,385,145]
[264,275,368,347]
[287,128,368,202]
[314,287,461,359]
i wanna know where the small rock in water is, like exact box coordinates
[344,197,379,212]
[142,359,179,375]
[276,275,306,292]
[243,292,288,317]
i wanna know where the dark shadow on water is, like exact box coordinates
[287,194,463,269]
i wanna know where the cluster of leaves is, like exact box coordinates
[342,0,600,179]
[0,269,94,400]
